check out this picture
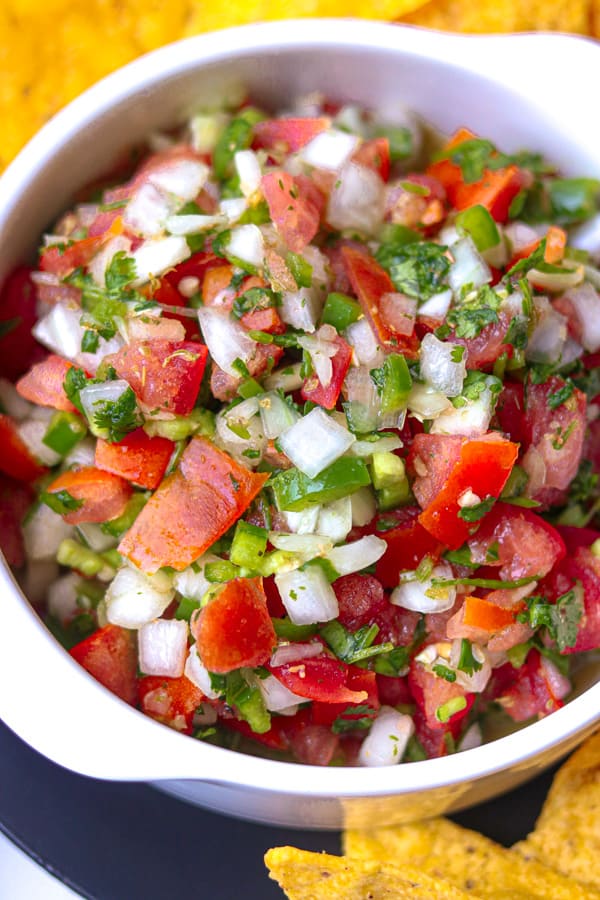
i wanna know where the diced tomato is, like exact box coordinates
[408,658,474,732]
[332,574,387,631]
[541,545,600,654]
[261,171,321,253]
[0,474,33,567]
[279,710,340,766]
[108,339,208,415]
[340,245,419,356]
[160,251,221,300]
[366,507,444,587]
[300,334,352,410]
[152,279,200,340]
[253,117,329,152]
[353,138,391,182]
[95,428,174,490]
[311,667,379,726]
[70,624,138,706]
[268,656,370,705]
[409,433,519,549]
[523,376,587,497]
[194,578,275,673]
[118,436,269,572]
[556,525,600,554]
[425,127,477,197]
[0,414,47,482]
[450,312,514,370]
[223,716,288,752]
[16,354,77,412]
[39,234,106,277]
[376,673,412,707]
[138,674,205,733]
[495,380,527,445]
[202,264,235,307]
[462,595,519,632]
[240,306,286,334]
[45,466,132,524]
[263,575,287,618]
[544,225,567,264]
[468,502,566,581]
[0,267,41,380]
[495,649,565,722]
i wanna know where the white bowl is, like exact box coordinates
[1,20,600,831]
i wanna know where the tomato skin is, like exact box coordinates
[495,380,527,445]
[109,339,208,415]
[268,656,370,705]
[0,414,47,482]
[138,674,204,733]
[46,466,132,524]
[332,574,387,631]
[494,649,564,722]
[240,307,286,335]
[340,245,419,356]
[39,235,105,277]
[16,354,77,412]
[95,428,174,490]
[0,267,41,381]
[223,716,289,751]
[461,595,518,632]
[353,138,391,182]
[194,578,276,674]
[311,667,379,726]
[468,502,566,581]
[365,507,444,588]
[262,171,321,253]
[409,659,474,732]
[119,436,269,573]
[410,434,519,550]
[70,624,138,706]
[0,474,33,567]
[300,335,352,410]
[253,117,329,152]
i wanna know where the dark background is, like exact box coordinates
[0,719,555,899]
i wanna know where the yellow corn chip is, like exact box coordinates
[345,818,600,899]
[514,730,600,891]
[265,846,479,900]
[399,0,590,35]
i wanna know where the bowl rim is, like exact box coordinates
[1,19,600,795]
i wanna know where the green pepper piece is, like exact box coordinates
[456,204,500,252]
[270,457,371,512]
[321,292,362,331]
[229,520,268,569]
[371,353,412,415]
[42,411,87,456]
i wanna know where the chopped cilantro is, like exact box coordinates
[232,286,279,319]
[432,663,457,683]
[446,285,501,339]
[375,241,450,301]
[66,251,141,339]
[81,329,100,353]
[92,386,141,443]
[457,496,496,522]
[457,639,483,676]
[518,588,583,652]
[505,240,546,278]
[63,366,91,414]
[320,620,393,665]
[547,379,575,410]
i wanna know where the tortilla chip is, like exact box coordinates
[399,0,591,35]
[345,818,600,899]
[514,730,600,891]
[265,846,478,899]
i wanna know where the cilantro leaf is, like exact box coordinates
[505,239,546,278]
[432,663,457,683]
[319,620,393,664]
[547,379,575,410]
[63,367,91,414]
[232,286,279,320]
[92,386,141,443]
[446,285,502,339]
[457,639,483,676]
[457,496,496,522]
[66,251,142,340]
[376,241,450,300]
[445,138,496,183]
[519,588,583,652]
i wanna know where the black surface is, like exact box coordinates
[0,718,556,899]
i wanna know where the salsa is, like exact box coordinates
[2,95,600,767]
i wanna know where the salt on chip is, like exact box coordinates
[514,730,600,891]
[265,846,478,900]
[344,818,600,899]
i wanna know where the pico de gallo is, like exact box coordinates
[2,95,600,767]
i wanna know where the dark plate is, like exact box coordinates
[0,718,556,900]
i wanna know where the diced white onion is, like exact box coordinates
[298,329,338,388]
[391,563,456,613]
[219,197,248,223]
[76,523,117,553]
[32,304,85,362]
[528,265,584,293]
[48,573,81,625]
[345,318,384,368]
[130,237,190,286]
[563,283,600,352]
[431,375,497,437]
[316,496,352,544]
[269,532,334,559]
[351,434,403,457]
[17,420,62,466]
[173,554,220,603]
[165,214,225,235]
[23,503,74,561]
[190,112,229,153]
[419,333,466,398]
[299,128,359,172]
[343,366,379,434]
[270,641,324,667]
[264,362,304,393]
[23,559,59,605]
[148,159,209,202]
[325,535,386,577]
[283,505,321,535]
[184,645,223,698]
[449,639,491,693]
[418,289,453,320]
[458,722,483,752]
[570,212,600,259]
[350,486,377,527]
[255,673,307,712]
[526,297,568,364]
[258,391,300,439]
[449,236,491,293]
[279,407,355,478]
[540,654,571,700]
[504,222,540,254]
[138,618,188,677]
[124,182,175,237]
[358,706,414,767]
[327,162,385,236]
[234,149,262,198]
[226,224,265,268]
[274,565,339,625]
[105,564,174,629]
[64,438,96,469]
[88,236,132,286]
[0,378,31,420]
[197,307,257,376]
[79,380,133,434]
